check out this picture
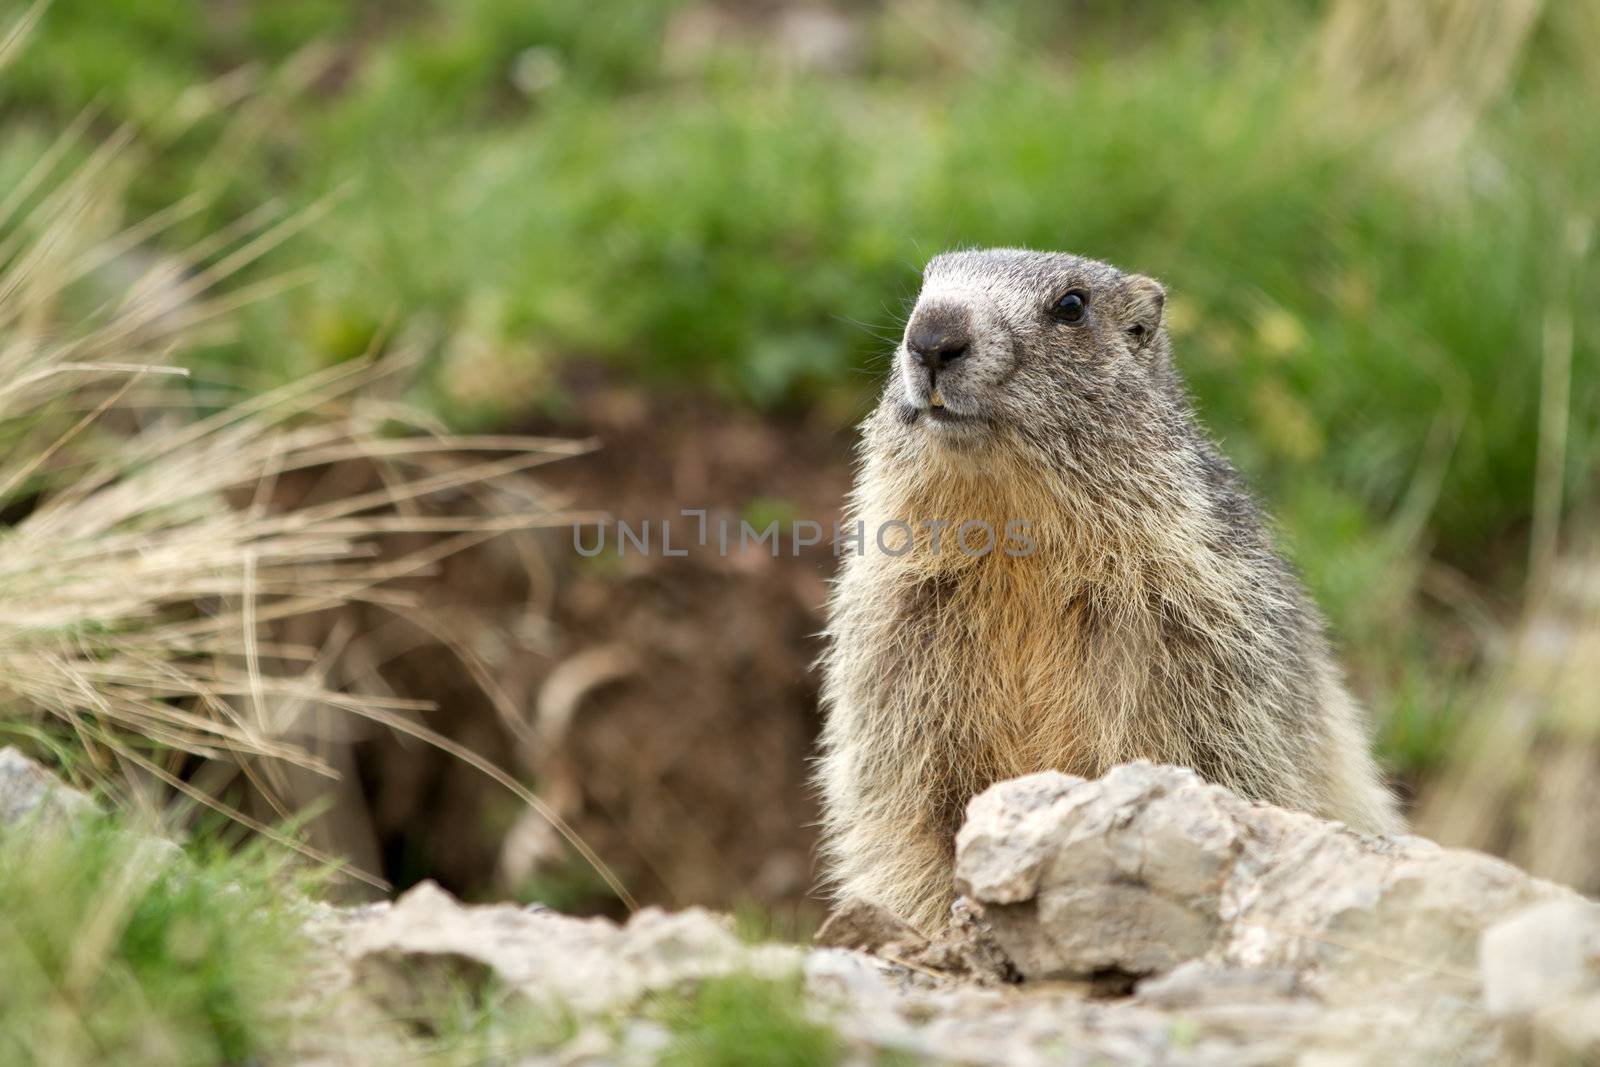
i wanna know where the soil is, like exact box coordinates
[277,367,859,923]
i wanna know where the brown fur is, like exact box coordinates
[816,249,1401,929]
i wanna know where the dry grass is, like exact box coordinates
[1316,0,1546,143]
[1308,0,1600,892]
[0,5,631,904]
[1414,540,1600,891]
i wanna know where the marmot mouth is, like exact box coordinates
[896,401,985,431]
[919,406,992,445]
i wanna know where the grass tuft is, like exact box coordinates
[657,973,843,1067]
[0,813,314,1066]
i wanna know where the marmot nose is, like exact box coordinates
[905,305,972,370]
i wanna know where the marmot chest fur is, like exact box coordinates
[816,249,1401,929]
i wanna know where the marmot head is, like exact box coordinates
[878,249,1173,461]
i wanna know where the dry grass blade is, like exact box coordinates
[1414,540,1600,893]
[0,1,47,76]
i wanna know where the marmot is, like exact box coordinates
[817,249,1402,929]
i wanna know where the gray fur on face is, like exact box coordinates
[889,250,1167,448]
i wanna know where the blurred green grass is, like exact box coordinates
[656,972,842,1067]
[5,0,1597,780]
[0,812,314,1066]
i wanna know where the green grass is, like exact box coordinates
[416,969,844,1066]
[401,977,578,1065]
[657,973,843,1067]
[0,812,315,1067]
[403,968,837,1065]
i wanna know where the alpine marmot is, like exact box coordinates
[816,249,1402,929]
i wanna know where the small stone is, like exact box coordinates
[1480,898,1600,1015]
[1480,898,1600,1060]
[814,897,930,956]
[0,746,97,830]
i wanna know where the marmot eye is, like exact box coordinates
[1051,290,1088,323]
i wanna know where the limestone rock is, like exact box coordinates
[815,895,1015,982]
[0,745,97,830]
[955,761,1577,1004]
[331,880,803,1026]
[298,762,1600,1066]
[814,896,929,957]
[1480,898,1600,1013]
[1480,898,1600,1060]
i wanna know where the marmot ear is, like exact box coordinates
[1123,274,1165,349]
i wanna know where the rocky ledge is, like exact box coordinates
[307,762,1599,1065]
[6,749,1599,1064]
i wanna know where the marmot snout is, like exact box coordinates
[816,248,1401,929]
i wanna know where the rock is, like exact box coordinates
[0,746,185,865]
[332,880,803,1027]
[0,745,97,830]
[955,764,1245,980]
[816,895,1015,983]
[1480,898,1600,1013]
[804,946,908,1010]
[815,896,930,956]
[1480,898,1600,1060]
[955,761,1577,1005]
[916,898,1017,983]
[953,771,1084,905]
[301,762,1600,1066]
[943,761,1600,1064]
[1136,961,1302,1010]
